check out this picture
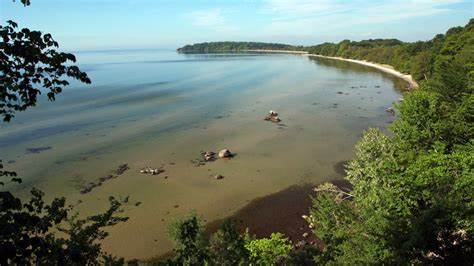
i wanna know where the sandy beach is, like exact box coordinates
[245,49,418,89]
[307,54,418,89]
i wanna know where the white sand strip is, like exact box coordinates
[306,54,418,89]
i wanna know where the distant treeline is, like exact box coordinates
[178,20,472,82]
[177,41,302,53]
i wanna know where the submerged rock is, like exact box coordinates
[25,146,52,154]
[80,164,129,194]
[116,164,130,175]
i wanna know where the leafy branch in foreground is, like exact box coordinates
[0,20,90,121]
[1,1,127,264]
[0,181,128,265]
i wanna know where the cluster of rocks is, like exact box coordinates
[202,151,216,162]
[264,110,281,123]
[80,164,130,194]
[140,167,165,175]
[192,149,234,167]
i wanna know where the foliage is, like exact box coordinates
[209,220,249,265]
[177,41,301,53]
[166,214,210,265]
[309,19,473,265]
[244,232,293,265]
[0,186,128,265]
[160,217,298,265]
[286,245,319,266]
[1,1,127,265]
[0,20,90,121]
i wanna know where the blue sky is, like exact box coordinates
[1,0,472,51]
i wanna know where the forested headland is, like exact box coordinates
[177,41,302,53]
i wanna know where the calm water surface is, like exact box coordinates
[0,50,405,259]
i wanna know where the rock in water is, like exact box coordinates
[139,167,164,175]
[385,107,395,115]
[269,110,278,116]
[264,110,282,123]
[218,149,232,158]
[270,116,281,123]
[202,151,216,162]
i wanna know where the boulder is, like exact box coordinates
[270,116,281,123]
[385,107,395,115]
[214,174,224,180]
[264,111,282,123]
[202,151,216,161]
[218,149,232,158]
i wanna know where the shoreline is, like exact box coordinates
[242,49,418,89]
[243,49,309,54]
[306,54,418,89]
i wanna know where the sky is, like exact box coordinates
[1,0,472,51]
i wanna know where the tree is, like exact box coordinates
[307,20,473,264]
[166,214,210,265]
[209,220,249,265]
[244,232,293,265]
[0,20,90,122]
[0,190,128,265]
[1,1,127,264]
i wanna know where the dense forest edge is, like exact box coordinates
[1,1,472,263]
